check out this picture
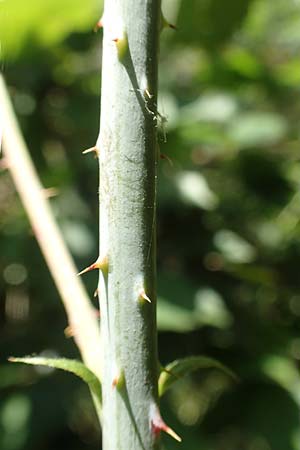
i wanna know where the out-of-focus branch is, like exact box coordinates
[0,73,101,380]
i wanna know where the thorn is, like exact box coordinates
[162,425,182,442]
[160,153,173,167]
[139,288,151,303]
[64,325,75,338]
[82,146,99,157]
[93,288,99,298]
[94,21,103,31]
[77,261,100,276]
[150,404,182,442]
[42,187,59,199]
[144,89,153,99]
[168,23,177,30]
[94,15,104,32]
[77,255,108,277]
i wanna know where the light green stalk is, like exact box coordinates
[97,1,161,449]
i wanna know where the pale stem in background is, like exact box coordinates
[0,73,101,380]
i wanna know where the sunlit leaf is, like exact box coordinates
[228,112,287,148]
[9,356,102,415]
[0,0,102,60]
[159,356,238,397]
[175,0,252,48]
[214,229,256,264]
[176,171,218,210]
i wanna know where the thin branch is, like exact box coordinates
[0,72,101,380]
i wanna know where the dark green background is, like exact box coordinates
[1,0,300,449]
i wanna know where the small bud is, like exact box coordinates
[112,369,125,391]
[114,31,128,61]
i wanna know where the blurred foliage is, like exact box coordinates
[1,0,300,449]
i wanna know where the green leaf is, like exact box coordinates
[0,0,102,60]
[175,0,252,48]
[228,112,287,148]
[9,356,102,416]
[157,272,233,332]
[159,356,238,397]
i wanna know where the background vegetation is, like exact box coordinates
[1,0,300,449]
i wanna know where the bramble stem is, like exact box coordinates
[97,1,161,449]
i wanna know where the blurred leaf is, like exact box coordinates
[194,288,233,328]
[181,92,237,124]
[224,46,263,79]
[158,272,233,332]
[0,364,33,389]
[214,229,256,264]
[159,356,238,397]
[0,394,32,450]
[228,112,288,148]
[175,0,252,48]
[60,220,95,257]
[260,354,300,400]
[176,171,218,210]
[157,298,197,332]
[206,381,300,450]
[235,150,292,205]
[0,0,102,60]
[9,357,102,415]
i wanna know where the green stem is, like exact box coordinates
[97,1,161,449]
